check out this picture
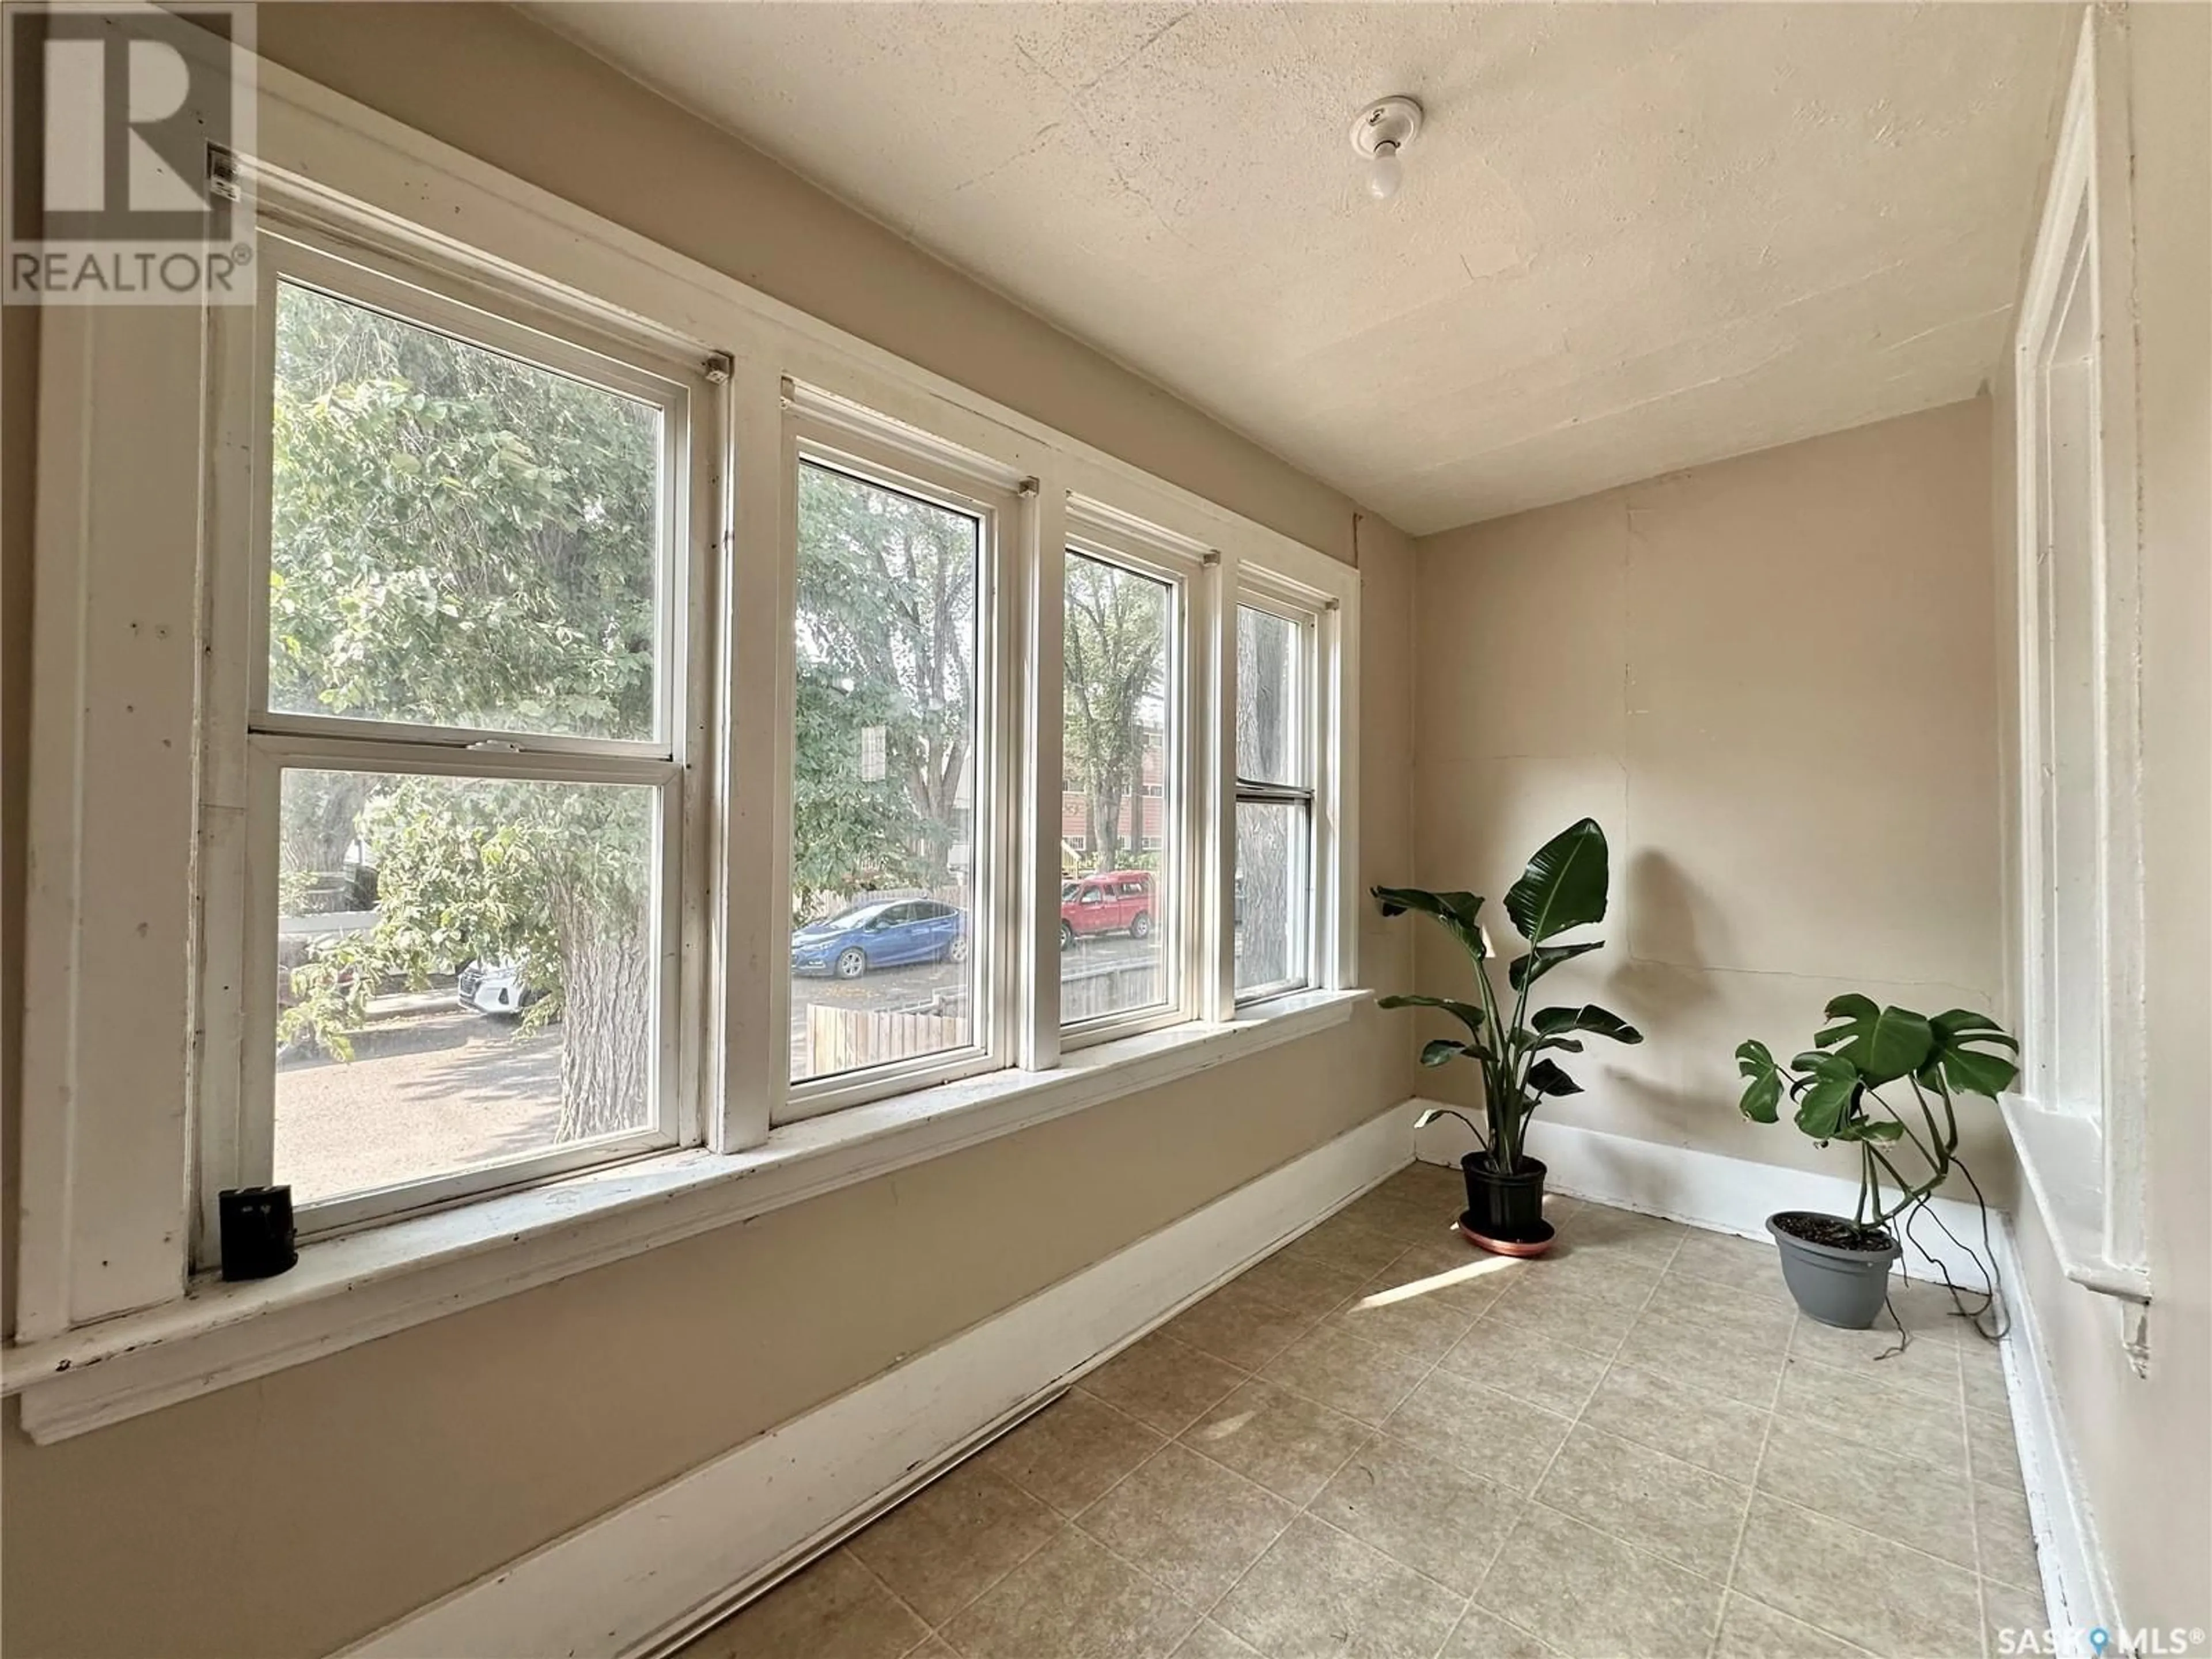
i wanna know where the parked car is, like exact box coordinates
[1060,870,1154,948]
[791,900,971,979]
[457,960,541,1016]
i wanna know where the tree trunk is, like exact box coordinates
[1096,781,1125,871]
[1094,767,1128,872]
[552,882,653,1142]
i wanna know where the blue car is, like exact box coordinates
[791,899,971,979]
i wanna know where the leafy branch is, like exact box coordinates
[1736,997,2019,1231]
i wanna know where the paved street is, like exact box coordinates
[274,933,1168,1199]
[788,931,1159,1023]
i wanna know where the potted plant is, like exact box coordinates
[1736,997,2017,1329]
[1374,818,1642,1255]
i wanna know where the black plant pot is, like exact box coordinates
[1461,1154,1548,1243]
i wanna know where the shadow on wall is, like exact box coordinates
[1601,961,1725,1143]
[1623,843,1729,971]
[1587,849,1728,1145]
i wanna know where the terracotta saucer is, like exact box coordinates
[1457,1213,1557,1258]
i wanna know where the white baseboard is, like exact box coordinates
[1411,1104,2120,1637]
[1988,1218,2118,1639]
[1411,1104,2002,1288]
[344,1101,1420,1659]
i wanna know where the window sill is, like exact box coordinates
[1,988,1367,1442]
[1999,1093,2151,1305]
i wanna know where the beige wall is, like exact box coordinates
[1406,400,2010,1184]
[0,8,1418,1654]
[1997,5,2212,1629]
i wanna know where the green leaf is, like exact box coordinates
[1918,1008,2020,1098]
[1507,940,1602,992]
[1503,819,1609,945]
[1833,1117,1907,1142]
[1813,994,1934,1086]
[1525,1057,1583,1097]
[1532,1003,1643,1045]
[1376,994,1494,1054]
[1419,1039,1472,1068]
[1371,886,1489,963]
[1736,1039,1783,1123]
[1791,1051,1862,1141]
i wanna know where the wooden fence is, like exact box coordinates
[1060,959,1164,1022]
[800,957,1164,1075]
[805,1005,968,1075]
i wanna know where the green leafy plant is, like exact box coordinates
[1373,819,1642,1173]
[1736,997,2018,1240]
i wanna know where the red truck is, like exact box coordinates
[1060,870,1154,947]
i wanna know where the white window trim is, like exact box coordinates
[1231,586,1323,1006]
[775,410,1027,1122]
[8,47,1366,1426]
[1229,571,1358,1011]
[1057,506,1211,1051]
[2001,6,2150,1307]
[193,204,722,1253]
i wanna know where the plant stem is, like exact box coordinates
[1904,1075,1952,1163]
[1864,1084,1942,1171]
[1464,936,1515,1168]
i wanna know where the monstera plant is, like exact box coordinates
[1374,818,1641,1252]
[1736,997,2017,1331]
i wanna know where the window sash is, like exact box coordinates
[1057,534,1196,1046]
[1232,592,1315,793]
[238,739,688,1243]
[246,228,693,756]
[1232,594,1321,1003]
[1230,797,1314,1005]
[774,419,1025,1122]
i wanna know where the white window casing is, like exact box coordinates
[6,47,1365,1437]
[1058,502,1213,1051]
[773,399,1029,1124]
[2001,6,2150,1309]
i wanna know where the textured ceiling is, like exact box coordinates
[536,3,2074,534]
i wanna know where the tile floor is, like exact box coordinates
[679,1164,2040,1659]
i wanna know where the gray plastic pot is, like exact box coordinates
[1767,1211,1901,1328]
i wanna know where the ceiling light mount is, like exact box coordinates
[1350,96,1422,202]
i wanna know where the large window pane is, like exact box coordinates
[273,769,658,1206]
[1235,602,1311,999]
[1236,605,1301,784]
[268,281,663,741]
[1234,800,1308,996]
[1061,553,1173,1024]
[789,462,982,1082]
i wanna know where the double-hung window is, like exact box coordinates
[12,85,1361,1431]
[195,212,717,1251]
[1233,597,1318,1002]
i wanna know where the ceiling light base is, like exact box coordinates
[1350,96,1423,160]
